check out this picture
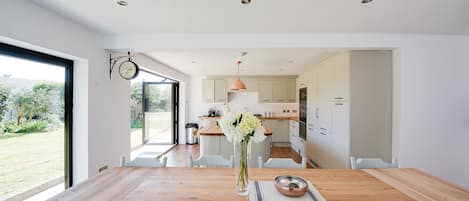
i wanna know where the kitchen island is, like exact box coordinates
[198,126,272,167]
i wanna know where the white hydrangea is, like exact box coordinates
[218,112,265,144]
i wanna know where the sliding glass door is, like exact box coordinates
[130,70,179,149]
[143,82,178,144]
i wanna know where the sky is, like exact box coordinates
[0,55,65,82]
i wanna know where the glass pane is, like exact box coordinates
[143,83,173,144]
[0,55,65,199]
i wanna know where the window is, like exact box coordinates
[0,43,73,200]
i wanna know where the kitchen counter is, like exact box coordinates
[198,116,300,122]
[198,125,272,167]
[198,126,272,136]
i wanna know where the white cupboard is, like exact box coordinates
[202,79,226,103]
[214,79,227,102]
[258,80,273,103]
[203,77,297,103]
[301,51,393,169]
[262,119,290,143]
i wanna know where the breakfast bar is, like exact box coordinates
[198,126,273,167]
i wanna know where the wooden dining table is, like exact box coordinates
[49,167,469,201]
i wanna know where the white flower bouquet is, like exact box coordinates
[218,112,266,195]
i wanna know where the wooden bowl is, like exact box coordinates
[274,175,308,197]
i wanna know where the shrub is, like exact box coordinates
[131,120,142,128]
[3,120,48,133]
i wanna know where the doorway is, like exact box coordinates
[130,70,178,159]
[143,82,178,144]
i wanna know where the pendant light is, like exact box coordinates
[231,61,247,91]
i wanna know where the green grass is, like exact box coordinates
[130,112,172,148]
[0,129,64,199]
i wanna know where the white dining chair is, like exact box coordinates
[350,156,398,169]
[258,156,307,169]
[121,156,167,168]
[190,155,233,168]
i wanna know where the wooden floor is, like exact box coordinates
[161,144,307,167]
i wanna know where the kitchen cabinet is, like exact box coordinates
[272,80,288,102]
[214,79,227,102]
[288,79,297,102]
[272,119,290,142]
[258,80,273,102]
[200,135,272,168]
[206,77,297,103]
[262,119,290,143]
[289,120,305,157]
[301,51,392,169]
[202,79,226,103]
[259,79,297,103]
[202,79,215,102]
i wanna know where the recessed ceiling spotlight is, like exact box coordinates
[361,0,373,4]
[241,0,251,5]
[117,0,128,6]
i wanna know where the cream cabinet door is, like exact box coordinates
[202,79,215,102]
[243,78,259,92]
[214,79,227,102]
[272,80,288,102]
[287,79,297,102]
[258,80,273,102]
[272,120,290,142]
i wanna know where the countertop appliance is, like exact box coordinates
[299,88,307,141]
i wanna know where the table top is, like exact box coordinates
[198,126,273,136]
[47,167,468,201]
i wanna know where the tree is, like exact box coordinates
[33,82,64,119]
[0,83,11,123]
[14,82,63,126]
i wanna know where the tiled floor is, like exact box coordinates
[161,144,308,168]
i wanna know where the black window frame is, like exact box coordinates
[0,42,74,188]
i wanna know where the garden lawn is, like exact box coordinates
[0,129,64,200]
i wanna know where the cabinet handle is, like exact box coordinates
[334,97,344,100]
[320,132,326,135]
[320,128,327,130]
[263,99,270,101]
[335,103,344,105]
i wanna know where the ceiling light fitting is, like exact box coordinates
[231,61,247,91]
[241,0,251,5]
[117,0,128,6]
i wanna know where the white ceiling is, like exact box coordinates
[147,49,343,76]
[33,0,469,35]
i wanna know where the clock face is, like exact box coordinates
[119,61,139,80]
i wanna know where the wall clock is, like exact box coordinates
[119,60,140,80]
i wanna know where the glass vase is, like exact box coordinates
[233,138,250,196]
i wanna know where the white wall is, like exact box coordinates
[1,1,192,182]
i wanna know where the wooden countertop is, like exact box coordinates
[364,168,469,200]
[199,116,300,122]
[48,167,469,201]
[198,126,272,136]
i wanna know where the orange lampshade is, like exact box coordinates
[231,79,246,90]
